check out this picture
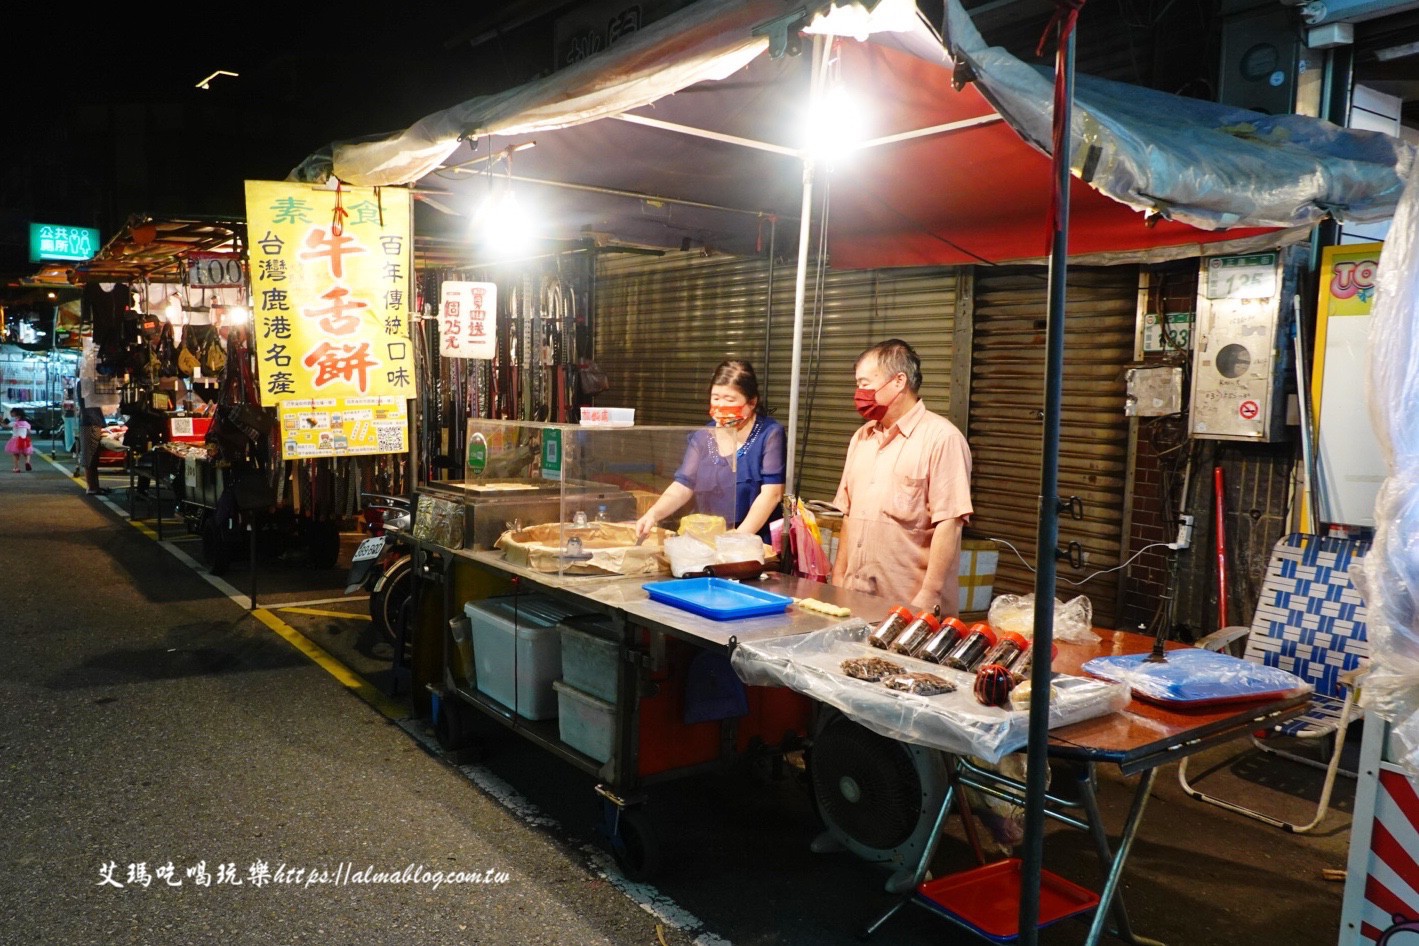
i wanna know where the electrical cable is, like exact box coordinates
[987,536,1174,587]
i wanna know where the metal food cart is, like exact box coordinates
[400,419,842,878]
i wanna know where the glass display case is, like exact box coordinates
[461,419,738,578]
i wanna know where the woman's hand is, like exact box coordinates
[635,510,658,540]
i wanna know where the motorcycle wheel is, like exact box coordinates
[369,553,414,648]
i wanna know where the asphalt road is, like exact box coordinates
[1,454,1356,945]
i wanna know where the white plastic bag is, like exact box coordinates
[715,533,764,564]
[989,593,1097,643]
[664,535,715,577]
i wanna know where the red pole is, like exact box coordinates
[1214,466,1229,628]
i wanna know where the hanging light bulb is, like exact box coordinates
[471,184,535,257]
[802,83,867,167]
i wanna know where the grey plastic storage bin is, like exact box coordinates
[553,680,614,763]
[559,616,619,703]
[464,595,578,720]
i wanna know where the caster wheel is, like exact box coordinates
[611,806,663,882]
[434,697,492,761]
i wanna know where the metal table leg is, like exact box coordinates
[860,770,960,938]
[1079,765,1164,946]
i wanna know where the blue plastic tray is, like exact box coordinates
[1082,649,1310,708]
[642,577,793,621]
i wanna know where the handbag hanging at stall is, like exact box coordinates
[177,334,201,377]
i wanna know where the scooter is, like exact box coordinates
[346,493,414,647]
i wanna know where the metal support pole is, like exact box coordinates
[785,34,829,501]
[1020,19,1077,946]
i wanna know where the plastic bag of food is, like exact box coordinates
[989,593,1097,643]
[715,532,764,564]
[664,534,716,577]
[679,514,727,547]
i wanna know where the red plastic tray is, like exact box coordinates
[916,859,1100,942]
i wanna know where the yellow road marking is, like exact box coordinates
[252,608,406,720]
[279,606,373,621]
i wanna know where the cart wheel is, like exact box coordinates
[611,806,662,882]
[370,554,414,648]
[435,697,474,751]
[434,696,493,761]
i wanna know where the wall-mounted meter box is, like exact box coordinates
[1188,251,1293,442]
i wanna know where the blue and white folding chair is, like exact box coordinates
[1176,532,1370,833]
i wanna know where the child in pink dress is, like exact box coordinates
[5,408,34,472]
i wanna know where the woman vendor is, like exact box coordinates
[634,360,785,545]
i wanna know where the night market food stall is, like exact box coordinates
[282,0,1414,937]
[52,214,412,584]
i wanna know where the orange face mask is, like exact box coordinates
[709,405,747,427]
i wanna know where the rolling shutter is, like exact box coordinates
[966,265,1137,629]
[594,251,960,505]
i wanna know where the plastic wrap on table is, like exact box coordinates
[989,593,1097,643]
[1082,649,1312,708]
[1357,153,1419,779]
[730,620,1130,763]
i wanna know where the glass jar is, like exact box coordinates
[889,611,942,657]
[1009,641,1059,681]
[943,622,998,671]
[867,606,915,649]
[917,616,969,664]
[981,632,1030,672]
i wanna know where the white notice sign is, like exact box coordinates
[439,281,497,359]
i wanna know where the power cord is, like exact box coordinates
[987,537,1175,587]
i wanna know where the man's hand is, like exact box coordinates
[908,590,941,615]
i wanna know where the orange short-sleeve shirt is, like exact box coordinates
[832,399,973,607]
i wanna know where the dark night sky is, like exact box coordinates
[0,7,541,290]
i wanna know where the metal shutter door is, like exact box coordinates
[967,265,1137,629]
[595,252,959,506]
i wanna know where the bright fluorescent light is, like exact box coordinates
[195,70,240,90]
[1375,40,1419,62]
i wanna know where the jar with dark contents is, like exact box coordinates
[981,632,1029,672]
[889,611,941,657]
[867,606,915,649]
[1009,641,1060,681]
[943,622,998,671]
[918,616,969,664]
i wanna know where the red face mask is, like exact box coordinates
[854,386,890,422]
[709,404,748,427]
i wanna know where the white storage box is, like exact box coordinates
[465,595,578,720]
[559,616,619,704]
[553,680,614,763]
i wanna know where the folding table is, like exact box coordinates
[858,631,1311,944]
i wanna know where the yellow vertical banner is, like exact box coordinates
[243,180,417,403]
[1307,242,1383,529]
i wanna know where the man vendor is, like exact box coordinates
[831,339,973,616]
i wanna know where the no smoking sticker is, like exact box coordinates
[1239,400,1260,420]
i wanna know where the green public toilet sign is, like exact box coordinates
[29,223,100,262]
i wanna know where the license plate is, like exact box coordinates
[351,536,386,563]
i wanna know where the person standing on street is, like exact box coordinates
[831,339,973,616]
[5,408,34,472]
